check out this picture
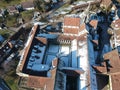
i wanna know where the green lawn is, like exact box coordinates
[6,15,17,27]
[0,0,21,8]
[4,59,20,90]
[4,70,19,90]
[0,29,15,39]
[21,10,34,22]
[0,10,34,27]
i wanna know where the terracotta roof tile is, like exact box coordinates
[104,49,119,62]
[104,50,120,73]
[92,65,107,73]
[19,25,38,71]
[63,27,79,34]
[57,33,87,41]
[27,76,49,88]
[64,17,80,26]
[89,20,98,29]
[93,50,120,74]
[57,34,76,41]
[111,74,120,90]
[63,17,81,34]
[79,23,86,32]
[27,67,57,90]
[35,37,47,45]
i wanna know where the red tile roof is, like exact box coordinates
[64,17,80,26]
[79,23,86,32]
[89,20,98,29]
[57,33,87,42]
[92,65,107,73]
[27,68,57,90]
[27,76,49,88]
[57,34,76,41]
[35,37,47,45]
[63,27,79,34]
[63,17,89,35]
[93,50,120,74]
[19,25,38,71]
[93,49,120,90]
[104,50,120,73]
[104,50,119,60]
[63,17,81,34]
[92,61,107,73]
[111,73,120,90]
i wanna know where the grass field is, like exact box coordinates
[4,70,19,90]
[0,29,15,39]
[21,10,34,23]
[3,59,20,90]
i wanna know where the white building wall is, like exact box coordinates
[78,40,89,90]
[71,39,78,68]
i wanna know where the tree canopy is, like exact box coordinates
[33,0,46,12]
